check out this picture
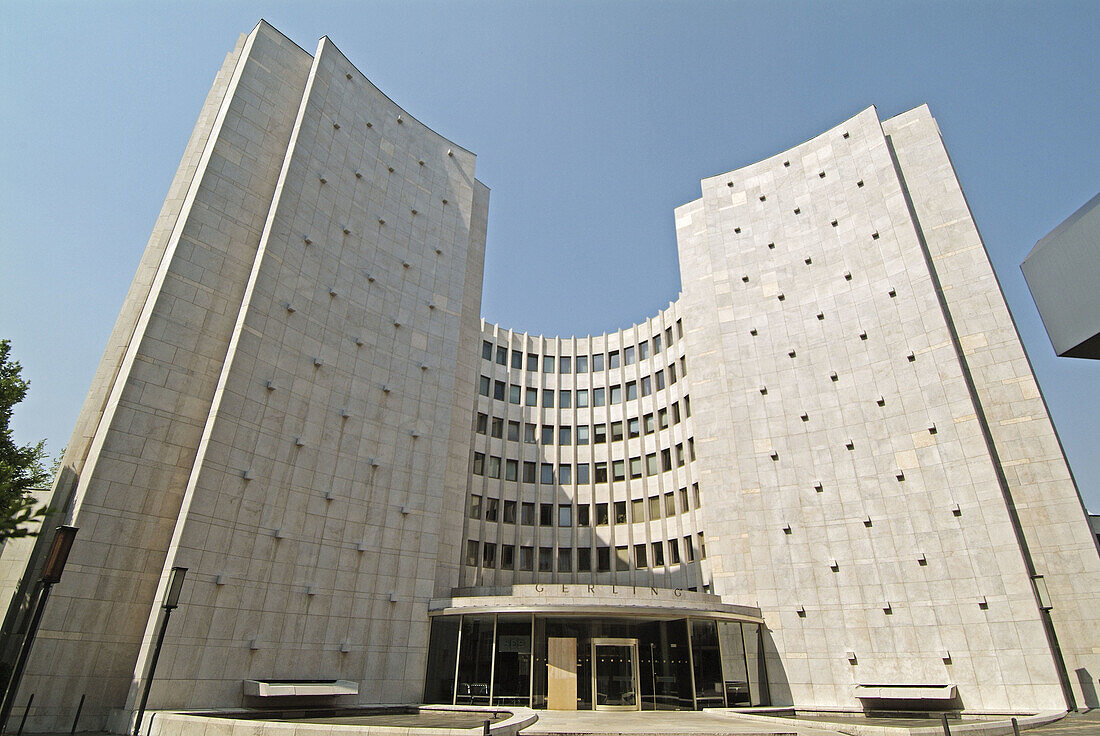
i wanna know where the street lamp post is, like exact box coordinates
[132,566,186,736]
[0,525,78,734]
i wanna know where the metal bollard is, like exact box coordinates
[70,694,85,735]
[941,713,952,736]
[1011,717,1020,736]
[15,694,33,736]
[483,719,490,736]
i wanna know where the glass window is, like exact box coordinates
[578,548,592,572]
[629,457,642,479]
[577,462,590,484]
[594,462,608,483]
[676,319,683,339]
[609,350,620,369]
[511,350,523,369]
[479,375,491,396]
[558,504,572,527]
[501,544,515,569]
[542,356,554,374]
[648,495,661,519]
[558,464,572,484]
[626,381,637,400]
[669,538,680,564]
[496,346,507,365]
[521,502,535,525]
[634,543,647,568]
[559,389,572,408]
[596,503,609,525]
[525,423,536,443]
[594,424,606,444]
[539,547,553,571]
[576,389,589,407]
[672,402,681,423]
[593,387,605,407]
[615,545,630,571]
[610,385,622,404]
[612,460,625,481]
[476,412,487,434]
[614,500,627,524]
[576,355,588,373]
[527,353,538,371]
[540,503,553,526]
[651,541,664,567]
[577,504,590,526]
[559,426,571,445]
[665,326,673,345]
[505,459,518,481]
[698,532,706,559]
[507,420,520,441]
[473,452,485,475]
[592,353,604,371]
[641,376,651,396]
[669,363,678,384]
[493,380,505,401]
[662,449,672,471]
[644,413,655,434]
[680,486,689,509]
[483,541,496,567]
[509,385,521,404]
[469,494,482,519]
[680,356,687,375]
[628,418,640,438]
[541,425,554,445]
[466,540,479,566]
[520,545,533,570]
[542,389,554,408]
[631,497,644,521]
[523,461,536,483]
[655,370,665,390]
[684,535,695,562]
[624,345,635,365]
[491,417,503,438]
[665,491,675,516]
[541,463,554,484]
[525,387,537,407]
[658,408,669,429]
[639,341,649,360]
[694,483,701,507]
[597,546,611,572]
[481,341,493,360]
[652,334,662,353]
[558,548,572,572]
[684,395,691,417]
[488,456,501,478]
[611,421,623,441]
[646,453,658,476]
[676,443,685,466]
[503,500,516,523]
[577,425,589,445]
[689,437,696,461]
[559,356,571,374]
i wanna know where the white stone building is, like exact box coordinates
[1,21,1097,731]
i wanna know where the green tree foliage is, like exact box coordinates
[0,340,51,542]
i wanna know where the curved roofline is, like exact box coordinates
[481,295,683,342]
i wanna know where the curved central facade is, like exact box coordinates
[2,21,1098,732]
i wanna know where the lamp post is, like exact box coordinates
[0,525,78,734]
[133,566,186,736]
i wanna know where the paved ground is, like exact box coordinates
[1024,710,1100,735]
[520,710,842,735]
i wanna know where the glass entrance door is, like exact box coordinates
[592,638,640,711]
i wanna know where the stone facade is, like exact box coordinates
[2,21,1097,732]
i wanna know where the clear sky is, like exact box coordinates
[2,1,1098,510]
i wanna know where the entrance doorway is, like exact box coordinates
[592,638,640,711]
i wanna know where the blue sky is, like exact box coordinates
[2,1,1098,510]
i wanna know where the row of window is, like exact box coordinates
[472,441,695,484]
[465,533,705,573]
[481,321,684,372]
[478,362,686,406]
[469,486,701,527]
[475,398,691,444]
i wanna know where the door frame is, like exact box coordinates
[591,637,640,711]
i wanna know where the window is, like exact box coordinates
[655,370,665,390]
[493,380,505,401]
[624,346,635,365]
[669,363,678,384]
[521,502,535,525]
[559,356,571,374]
[558,464,571,484]
[683,395,691,417]
[609,350,620,369]
[466,540,479,566]
[664,492,675,517]
[680,486,689,510]
[501,544,515,569]
[611,421,623,442]
[612,460,625,481]
[541,425,554,445]
[669,539,680,564]
[511,350,522,369]
[661,449,671,472]
[488,456,501,478]
[628,418,640,438]
[539,547,553,571]
[577,504,590,526]
[523,461,536,483]
[542,389,554,408]
[484,497,499,521]
[594,424,607,444]
[520,545,534,571]
[676,319,683,339]
[594,462,608,483]
[496,346,507,365]
[648,495,661,519]
[672,402,681,424]
[676,443,685,467]
[525,423,536,443]
[469,494,482,519]
[576,355,588,373]
[542,356,553,374]
[596,503,609,525]
[630,457,642,479]
[614,500,627,524]
[483,542,496,567]
[559,426,572,445]
[616,546,630,571]
[658,408,669,429]
[475,412,487,434]
[693,483,701,508]
[503,500,516,523]
[576,389,589,408]
[634,543,647,568]
[626,381,637,401]
[646,453,658,476]
[641,376,651,396]
[698,532,706,559]
[541,463,554,484]
[558,548,572,572]
[684,535,695,562]
[577,425,589,445]
[558,504,572,527]
[559,390,571,409]
[507,421,520,441]
[651,541,664,567]
[578,547,591,572]
[491,417,503,438]
[592,353,604,371]
[505,459,518,481]
[473,452,485,475]
[525,387,537,407]
[631,498,644,521]
[610,385,622,404]
[540,503,553,526]
[482,341,493,360]
[639,341,649,360]
[680,356,687,375]
[527,353,538,371]
[665,326,673,345]
[593,387,605,407]
[597,546,611,572]
[652,334,662,353]
[509,385,520,404]
[644,413,655,434]
[689,437,696,461]
[479,376,491,396]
